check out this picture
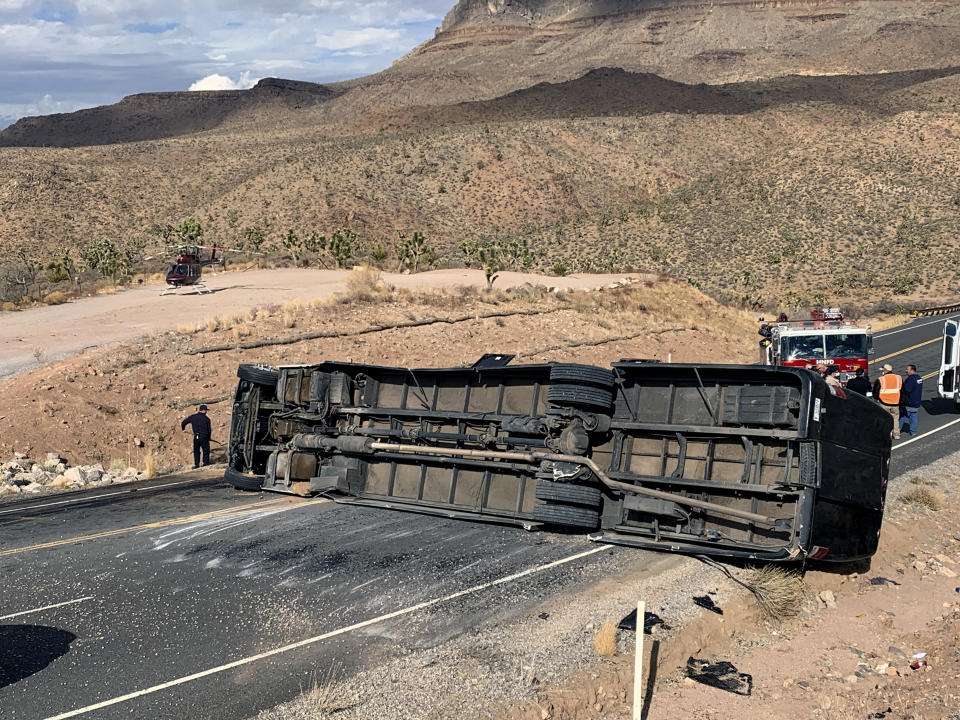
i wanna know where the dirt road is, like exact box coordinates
[0,268,645,378]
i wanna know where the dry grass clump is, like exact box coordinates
[1,301,16,311]
[899,485,943,511]
[593,618,618,657]
[204,316,220,333]
[507,284,549,303]
[479,287,509,304]
[338,266,394,304]
[176,323,197,335]
[143,453,156,479]
[282,310,296,329]
[297,666,354,716]
[570,293,596,315]
[42,291,69,305]
[743,565,805,620]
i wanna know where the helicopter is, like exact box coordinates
[155,245,246,295]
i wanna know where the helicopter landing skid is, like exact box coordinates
[161,282,210,296]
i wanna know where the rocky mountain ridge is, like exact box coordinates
[0,77,338,148]
[3,0,959,147]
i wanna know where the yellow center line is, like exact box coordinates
[0,496,311,558]
[873,337,939,364]
[922,370,938,380]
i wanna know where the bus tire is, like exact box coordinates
[225,467,263,491]
[535,480,602,507]
[237,364,279,387]
[532,502,600,530]
[547,384,614,411]
[549,364,616,389]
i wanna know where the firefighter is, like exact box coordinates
[181,404,212,468]
[872,364,903,440]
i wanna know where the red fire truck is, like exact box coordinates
[759,309,872,382]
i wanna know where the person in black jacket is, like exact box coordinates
[846,367,872,396]
[181,404,212,469]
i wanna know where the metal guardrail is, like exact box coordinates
[912,302,960,318]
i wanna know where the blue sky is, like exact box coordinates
[0,1,454,130]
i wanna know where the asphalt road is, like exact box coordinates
[871,312,960,475]
[0,475,641,719]
[2,314,959,720]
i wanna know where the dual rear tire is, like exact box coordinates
[547,363,616,412]
[532,478,602,530]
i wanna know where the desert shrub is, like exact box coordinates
[1,301,16,311]
[344,266,383,301]
[593,619,618,656]
[743,566,805,619]
[43,291,69,305]
[899,486,942,510]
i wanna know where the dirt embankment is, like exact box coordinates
[0,274,757,476]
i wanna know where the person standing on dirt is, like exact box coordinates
[872,364,903,440]
[181,404,212,469]
[899,364,922,437]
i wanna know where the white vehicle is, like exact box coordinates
[938,319,960,409]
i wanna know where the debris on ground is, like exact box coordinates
[693,595,723,615]
[685,657,753,696]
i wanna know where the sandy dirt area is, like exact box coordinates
[0,269,650,379]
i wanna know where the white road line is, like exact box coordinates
[0,479,202,516]
[892,416,960,450]
[874,314,960,338]
[0,596,94,621]
[45,545,608,720]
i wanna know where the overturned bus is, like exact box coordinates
[226,359,892,562]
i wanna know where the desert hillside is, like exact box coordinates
[0,0,958,311]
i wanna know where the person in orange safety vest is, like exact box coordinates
[872,363,903,440]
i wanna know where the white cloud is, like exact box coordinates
[0,93,80,128]
[189,71,257,91]
[314,27,403,52]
